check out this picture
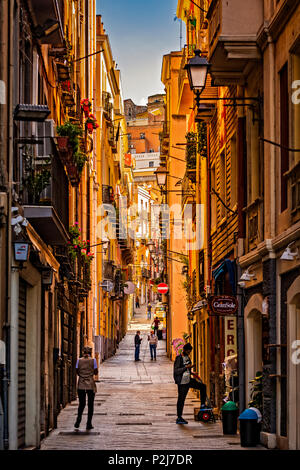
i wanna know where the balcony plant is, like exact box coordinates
[86,114,99,134]
[186,132,197,170]
[81,98,93,117]
[57,121,83,154]
[61,80,72,92]
[23,153,51,204]
[249,371,263,413]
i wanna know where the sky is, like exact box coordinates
[96,0,183,105]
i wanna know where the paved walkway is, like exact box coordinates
[41,304,263,450]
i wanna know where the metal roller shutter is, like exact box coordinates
[18,279,27,449]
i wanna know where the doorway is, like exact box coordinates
[288,286,300,450]
[246,309,263,404]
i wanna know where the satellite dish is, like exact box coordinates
[124,281,136,295]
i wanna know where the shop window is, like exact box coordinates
[149,161,154,168]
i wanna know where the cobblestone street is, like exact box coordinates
[40,306,264,451]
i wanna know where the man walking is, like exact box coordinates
[74,347,98,430]
[135,295,140,310]
[134,330,142,361]
[152,316,160,336]
[148,330,158,360]
[173,343,207,425]
[147,302,152,320]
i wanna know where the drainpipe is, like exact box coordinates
[3,0,14,450]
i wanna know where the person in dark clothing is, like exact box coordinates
[74,347,98,430]
[152,316,160,336]
[173,343,207,425]
[135,296,140,310]
[134,330,142,361]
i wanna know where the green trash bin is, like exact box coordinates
[221,401,238,435]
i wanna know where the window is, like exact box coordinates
[140,132,145,139]
[149,161,154,168]
[211,164,217,230]
[219,151,226,219]
[230,134,238,208]
[280,63,289,212]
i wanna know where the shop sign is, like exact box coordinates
[209,295,238,315]
[225,317,237,357]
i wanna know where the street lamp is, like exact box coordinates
[184,49,210,96]
[155,166,169,195]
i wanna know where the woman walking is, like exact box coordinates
[74,346,98,430]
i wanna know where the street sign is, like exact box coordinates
[209,295,238,315]
[157,283,169,294]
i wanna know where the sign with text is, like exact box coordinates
[157,283,169,294]
[225,317,237,358]
[209,295,238,315]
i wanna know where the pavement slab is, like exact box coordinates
[40,304,266,451]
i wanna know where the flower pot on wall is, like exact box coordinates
[57,136,69,152]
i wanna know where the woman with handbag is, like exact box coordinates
[74,346,98,430]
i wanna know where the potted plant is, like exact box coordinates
[56,121,83,162]
[80,98,92,117]
[85,114,99,134]
[61,80,71,92]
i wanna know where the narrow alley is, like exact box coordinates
[40,305,261,451]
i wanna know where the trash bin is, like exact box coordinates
[221,401,238,435]
[239,409,261,447]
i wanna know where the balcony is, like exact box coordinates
[103,260,115,281]
[102,91,113,121]
[22,134,69,245]
[102,185,114,204]
[207,0,263,85]
[29,0,64,46]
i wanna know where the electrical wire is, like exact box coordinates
[190,0,208,14]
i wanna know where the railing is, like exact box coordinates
[102,91,113,120]
[22,143,69,229]
[103,260,115,281]
[102,185,114,204]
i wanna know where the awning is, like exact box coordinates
[212,259,236,295]
[191,299,208,312]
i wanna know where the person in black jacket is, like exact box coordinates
[174,343,207,424]
[134,331,142,361]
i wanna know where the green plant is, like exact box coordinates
[182,332,190,342]
[57,121,83,152]
[249,371,263,412]
[185,132,197,169]
[23,152,51,204]
[73,151,88,173]
[57,121,87,173]
[198,121,207,158]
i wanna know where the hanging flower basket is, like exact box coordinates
[61,80,71,92]
[86,114,99,134]
[81,98,92,117]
